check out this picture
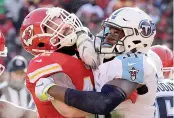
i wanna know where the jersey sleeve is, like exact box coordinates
[27,54,63,83]
[94,58,122,91]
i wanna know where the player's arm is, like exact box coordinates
[50,73,91,117]
[35,72,90,117]
[36,76,139,115]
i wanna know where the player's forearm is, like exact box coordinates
[48,84,126,115]
[48,85,67,102]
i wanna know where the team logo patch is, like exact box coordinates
[22,25,34,46]
[129,67,139,81]
[139,20,154,38]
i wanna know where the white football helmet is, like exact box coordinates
[95,7,156,57]
[148,50,164,80]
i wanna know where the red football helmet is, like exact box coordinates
[151,45,173,79]
[20,7,83,55]
[0,31,7,75]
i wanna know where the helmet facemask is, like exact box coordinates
[94,21,134,58]
[41,7,83,48]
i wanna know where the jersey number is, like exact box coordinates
[156,96,174,118]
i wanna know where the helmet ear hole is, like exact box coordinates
[38,42,45,47]
[144,44,148,47]
[43,26,47,33]
[133,40,141,44]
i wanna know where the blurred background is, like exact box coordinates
[0,0,173,112]
[0,0,173,66]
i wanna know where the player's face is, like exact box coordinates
[46,17,73,36]
[103,27,125,46]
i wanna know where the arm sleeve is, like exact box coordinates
[64,84,126,115]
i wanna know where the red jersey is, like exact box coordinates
[26,52,94,118]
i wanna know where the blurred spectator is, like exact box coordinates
[58,0,87,13]
[38,0,55,7]
[76,0,104,34]
[96,0,110,10]
[0,57,7,98]
[4,0,24,31]
[0,0,171,64]
[0,56,32,108]
[76,0,104,23]
[106,0,135,16]
[154,0,173,49]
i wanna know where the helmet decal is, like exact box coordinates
[22,25,34,46]
[139,20,155,38]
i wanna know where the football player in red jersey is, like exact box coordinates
[20,7,95,118]
[35,7,157,118]
[151,45,173,79]
[151,45,174,118]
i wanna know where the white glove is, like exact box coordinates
[77,33,100,69]
[76,27,94,39]
[35,77,56,102]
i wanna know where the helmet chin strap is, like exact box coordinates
[103,56,115,63]
[56,44,77,56]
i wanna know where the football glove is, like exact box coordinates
[35,77,56,102]
[76,27,100,69]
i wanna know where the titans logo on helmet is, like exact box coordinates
[139,20,155,38]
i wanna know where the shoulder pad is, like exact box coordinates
[115,53,145,84]
[27,54,62,83]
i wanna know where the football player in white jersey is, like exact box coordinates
[151,45,174,118]
[35,7,158,118]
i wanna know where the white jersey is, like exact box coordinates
[93,52,157,118]
[155,79,174,118]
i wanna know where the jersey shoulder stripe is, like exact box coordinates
[28,63,62,83]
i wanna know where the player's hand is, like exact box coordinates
[76,27,94,39]
[76,27,100,69]
[77,36,100,69]
[35,77,56,102]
